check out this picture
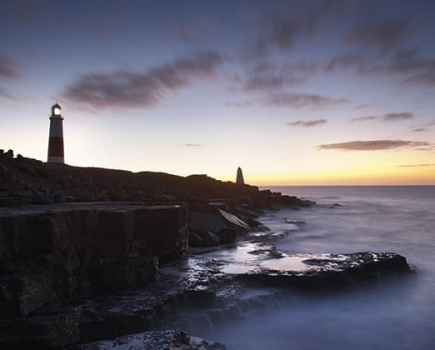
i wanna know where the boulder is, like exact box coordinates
[189,209,249,247]
[5,150,13,159]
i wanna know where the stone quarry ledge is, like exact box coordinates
[0,201,182,217]
[0,202,189,320]
[76,330,226,350]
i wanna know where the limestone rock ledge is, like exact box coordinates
[74,330,226,350]
[0,203,188,319]
[217,249,412,289]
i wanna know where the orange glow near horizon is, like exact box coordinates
[220,151,435,186]
[2,103,434,187]
[245,170,435,187]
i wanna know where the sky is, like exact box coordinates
[1,0,435,186]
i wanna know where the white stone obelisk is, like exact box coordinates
[236,167,245,185]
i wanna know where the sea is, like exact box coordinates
[193,186,435,350]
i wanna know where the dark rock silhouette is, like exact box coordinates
[0,150,314,209]
[236,166,244,185]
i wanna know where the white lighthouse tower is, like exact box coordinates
[47,103,64,164]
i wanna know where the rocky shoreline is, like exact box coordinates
[75,330,226,350]
[0,150,412,349]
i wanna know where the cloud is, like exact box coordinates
[266,93,349,109]
[404,71,435,87]
[0,86,13,99]
[412,128,427,132]
[250,1,351,56]
[63,51,223,109]
[318,140,430,151]
[351,116,377,122]
[0,55,20,79]
[227,93,347,110]
[398,163,435,168]
[259,18,302,52]
[358,49,435,87]
[411,120,435,133]
[239,6,432,92]
[415,146,435,151]
[390,49,435,87]
[242,63,311,91]
[383,112,414,121]
[240,62,318,92]
[351,112,414,123]
[347,20,409,51]
[184,143,202,147]
[326,54,369,73]
[226,100,255,108]
[288,119,327,127]
[354,104,371,110]
[325,48,435,88]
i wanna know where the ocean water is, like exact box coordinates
[196,186,435,350]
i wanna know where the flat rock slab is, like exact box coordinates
[76,330,225,350]
[0,202,181,217]
[214,245,411,288]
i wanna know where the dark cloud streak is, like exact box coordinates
[398,163,435,168]
[347,20,409,51]
[0,87,13,99]
[328,49,435,87]
[266,93,348,109]
[250,0,352,56]
[0,55,20,79]
[318,140,429,151]
[0,55,20,99]
[63,52,223,109]
[351,116,377,122]
[352,112,414,123]
[288,119,327,127]
[383,112,414,121]
[229,93,348,109]
[240,62,318,92]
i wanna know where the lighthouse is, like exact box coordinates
[47,103,64,164]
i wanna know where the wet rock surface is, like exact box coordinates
[64,237,410,343]
[0,208,412,348]
[75,330,226,350]
[218,247,410,289]
[0,203,189,348]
